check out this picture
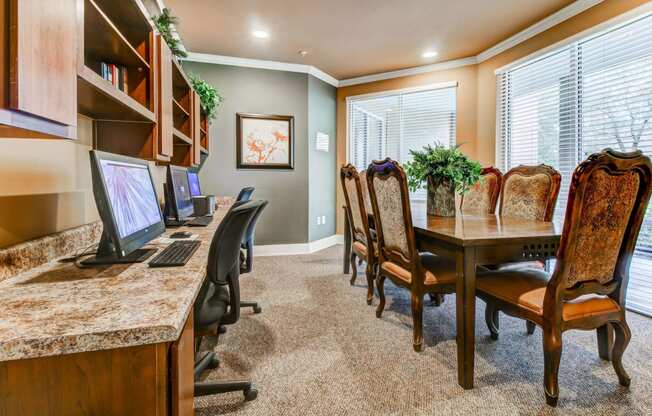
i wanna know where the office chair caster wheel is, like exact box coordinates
[244,385,258,401]
[218,325,227,334]
[253,305,262,314]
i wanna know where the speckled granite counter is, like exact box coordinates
[0,206,229,362]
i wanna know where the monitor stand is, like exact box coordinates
[80,231,157,266]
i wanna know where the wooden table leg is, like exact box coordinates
[343,207,351,274]
[455,246,476,389]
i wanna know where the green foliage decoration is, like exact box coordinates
[152,8,187,59]
[189,74,223,122]
[404,142,483,195]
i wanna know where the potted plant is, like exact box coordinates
[404,142,482,216]
[189,74,223,123]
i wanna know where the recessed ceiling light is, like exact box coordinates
[252,30,269,39]
[421,51,438,58]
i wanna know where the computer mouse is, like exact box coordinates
[170,231,192,239]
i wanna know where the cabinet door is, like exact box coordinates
[157,36,173,159]
[9,0,77,127]
[192,91,201,166]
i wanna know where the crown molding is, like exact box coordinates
[166,0,605,88]
[337,57,477,87]
[183,52,339,87]
[475,0,604,62]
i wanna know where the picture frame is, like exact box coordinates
[236,113,294,169]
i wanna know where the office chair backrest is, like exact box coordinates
[236,187,255,202]
[241,200,268,273]
[203,200,265,324]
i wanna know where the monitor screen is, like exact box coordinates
[99,159,163,239]
[171,167,194,219]
[187,172,201,197]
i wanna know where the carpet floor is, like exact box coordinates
[194,245,652,415]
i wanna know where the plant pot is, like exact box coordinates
[427,176,456,217]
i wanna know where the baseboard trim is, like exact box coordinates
[254,234,343,256]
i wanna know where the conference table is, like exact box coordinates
[342,203,561,389]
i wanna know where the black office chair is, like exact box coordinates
[193,200,266,402]
[238,201,267,314]
[236,186,255,203]
[233,186,265,314]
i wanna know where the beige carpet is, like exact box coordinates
[194,245,652,415]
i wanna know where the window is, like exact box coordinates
[347,84,457,199]
[497,13,652,316]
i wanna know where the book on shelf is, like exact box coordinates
[100,63,129,94]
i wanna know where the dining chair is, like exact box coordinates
[340,164,378,305]
[366,158,457,352]
[476,149,652,406]
[460,166,503,215]
[486,164,562,337]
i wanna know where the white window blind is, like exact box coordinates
[497,13,652,316]
[348,85,456,199]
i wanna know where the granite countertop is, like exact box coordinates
[0,207,229,362]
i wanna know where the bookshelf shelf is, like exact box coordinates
[77,66,155,123]
[173,128,193,146]
[200,146,208,155]
[84,0,150,71]
[173,98,190,117]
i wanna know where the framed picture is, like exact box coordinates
[236,113,294,169]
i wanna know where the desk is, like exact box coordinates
[412,211,560,389]
[0,207,230,415]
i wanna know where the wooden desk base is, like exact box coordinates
[0,312,195,416]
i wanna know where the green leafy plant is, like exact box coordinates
[404,142,482,194]
[189,74,223,122]
[152,8,187,59]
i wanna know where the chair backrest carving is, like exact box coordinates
[548,149,652,306]
[500,164,562,221]
[461,166,503,215]
[340,165,373,249]
[365,158,417,270]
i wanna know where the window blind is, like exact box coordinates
[497,13,652,316]
[348,86,457,199]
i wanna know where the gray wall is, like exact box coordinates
[182,62,309,244]
[308,76,337,241]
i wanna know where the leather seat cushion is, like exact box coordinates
[353,240,377,258]
[477,268,621,321]
[381,253,456,285]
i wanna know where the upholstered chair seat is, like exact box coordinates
[477,268,621,321]
[381,253,456,286]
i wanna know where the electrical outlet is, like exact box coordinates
[316,216,321,225]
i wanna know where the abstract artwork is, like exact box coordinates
[236,113,294,169]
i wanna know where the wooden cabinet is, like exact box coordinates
[0,312,195,416]
[0,0,77,139]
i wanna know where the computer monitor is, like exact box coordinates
[82,150,165,265]
[165,165,195,223]
[187,171,202,197]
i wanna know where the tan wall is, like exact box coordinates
[336,65,479,233]
[0,117,169,249]
[335,0,649,234]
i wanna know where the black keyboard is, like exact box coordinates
[186,216,212,227]
[149,240,201,267]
